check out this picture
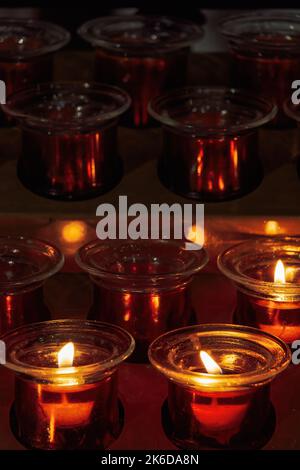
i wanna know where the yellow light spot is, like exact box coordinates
[265,220,280,236]
[62,221,87,243]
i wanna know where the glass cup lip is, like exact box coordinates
[1,319,135,383]
[217,237,300,299]
[148,323,291,392]
[78,15,203,54]
[0,18,70,60]
[2,81,131,131]
[219,10,300,53]
[76,239,209,286]
[283,97,300,123]
[0,235,64,291]
[148,87,277,136]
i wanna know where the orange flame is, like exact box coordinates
[274,260,286,284]
[200,350,223,374]
[58,342,75,368]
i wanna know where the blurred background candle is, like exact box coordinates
[3,82,130,200]
[149,87,276,201]
[0,236,63,335]
[76,239,208,362]
[149,324,290,449]
[78,16,203,128]
[1,320,134,450]
[218,238,300,344]
[220,10,300,127]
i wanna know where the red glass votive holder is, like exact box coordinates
[3,82,130,200]
[149,87,276,201]
[218,238,300,344]
[220,10,300,127]
[78,16,203,128]
[0,19,69,125]
[149,324,290,449]
[0,236,63,335]
[76,239,208,362]
[1,319,134,450]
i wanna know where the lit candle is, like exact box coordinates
[218,238,300,344]
[149,324,290,449]
[39,342,96,428]
[1,320,134,449]
[190,351,252,443]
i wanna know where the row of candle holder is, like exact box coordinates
[2,12,300,202]
[0,320,291,450]
[3,83,300,203]
[2,12,300,129]
[1,235,300,363]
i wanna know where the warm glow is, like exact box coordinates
[58,342,75,368]
[61,221,87,244]
[186,224,205,246]
[274,260,286,284]
[200,350,223,374]
[265,220,280,236]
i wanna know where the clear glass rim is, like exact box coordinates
[0,235,64,290]
[0,18,70,60]
[219,10,300,52]
[76,238,209,283]
[148,87,277,136]
[283,97,300,122]
[1,319,135,382]
[149,323,291,391]
[78,15,203,54]
[218,237,300,297]
[2,81,131,130]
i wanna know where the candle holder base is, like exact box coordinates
[9,399,125,450]
[17,162,123,202]
[157,162,263,203]
[161,399,276,450]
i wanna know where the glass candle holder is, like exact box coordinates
[149,87,277,201]
[1,319,135,450]
[78,16,203,128]
[0,236,63,335]
[218,238,300,344]
[220,10,300,127]
[76,239,208,363]
[0,19,70,125]
[149,324,290,449]
[3,82,130,200]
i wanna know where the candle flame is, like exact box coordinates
[274,260,286,284]
[200,350,223,374]
[58,342,75,368]
[186,224,205,247]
